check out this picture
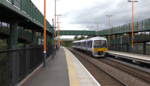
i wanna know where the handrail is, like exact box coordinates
[98,18,150,35]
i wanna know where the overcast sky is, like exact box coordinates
[32,0,150,38]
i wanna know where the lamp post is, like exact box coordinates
[95,22,100,37]
[106,15,113,46]
[128,0,138,48]
[43,0,46,68]
[87,26,93,30]
[54,0,57,52]
[56,14,61,50]
[56,21,62,49]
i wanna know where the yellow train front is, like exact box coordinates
[90,37,107,57]
[93,47,107,57]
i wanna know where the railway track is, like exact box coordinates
[67,48,126,86]
[67,47,150,86]
[97,58,150,83]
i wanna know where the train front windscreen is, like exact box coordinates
[94,40,107,48]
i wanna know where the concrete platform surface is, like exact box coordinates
[23,47,100,86]
[25,48,69,86]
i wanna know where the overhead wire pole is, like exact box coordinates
[58,26,63,47]
[87,26,93,38]
[90,26,92,30]
[87,26,93,30]
[43,0,46,68]
[56,14,61,49]
[106,15,113,46]
[128,0,138,48]
[95,22,100,37]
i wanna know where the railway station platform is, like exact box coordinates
[107,50,150,64]
[18,47,100,86]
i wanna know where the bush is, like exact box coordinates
[61,41,73,47]
[48,38,52,45]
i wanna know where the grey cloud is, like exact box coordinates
[60,0,150,31]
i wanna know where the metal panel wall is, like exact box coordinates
[6,0,52,32]
[58,30,95,36]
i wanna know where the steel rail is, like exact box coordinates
[68,48,127,86]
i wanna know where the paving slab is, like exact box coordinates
[25,48,69,86]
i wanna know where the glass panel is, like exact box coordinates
[94,40,106,47]
[87,41,92,48]
[14,0,20,8]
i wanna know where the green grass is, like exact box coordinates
[61,42,73,47]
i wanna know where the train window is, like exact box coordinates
[87,41,92,48]
[94,40,100,46]
[101,40,106,46]
[79,42,81,46]
[94,40,106,47]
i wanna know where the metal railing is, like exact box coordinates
[108,43,150,55]
[110,34,150,45]
[0,45,52,86]
[99,18,150,35]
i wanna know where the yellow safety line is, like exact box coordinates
[63,48,80,86]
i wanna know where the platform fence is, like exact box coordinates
[0,45,52,86]
[108,43,150,55]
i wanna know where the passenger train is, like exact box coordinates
[72,37,108,57]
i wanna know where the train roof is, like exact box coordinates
[88,37,106,40]
[73,36,106,43]
[73,39,87,43]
